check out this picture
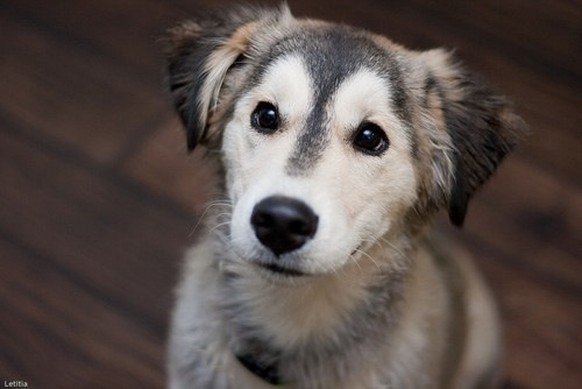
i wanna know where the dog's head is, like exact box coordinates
[164,5,525,278]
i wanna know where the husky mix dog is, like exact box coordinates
[163,5,525,389]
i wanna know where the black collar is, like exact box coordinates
[236,353,284,386]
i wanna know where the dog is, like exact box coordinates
[163,4,525,388]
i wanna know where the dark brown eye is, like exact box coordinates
[251,102,279,133]
[353,122,389,155]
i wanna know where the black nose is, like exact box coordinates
[251,196,318,256]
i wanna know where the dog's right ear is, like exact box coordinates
[417,49,527,226]
[163,5,293,151]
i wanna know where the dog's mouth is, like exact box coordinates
[256,262,306,277]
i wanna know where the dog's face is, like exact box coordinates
[165,5,524,278]
[224,49,418,275]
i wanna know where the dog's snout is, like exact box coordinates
[251,196,318,256]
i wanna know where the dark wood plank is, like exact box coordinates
[0,125,196,354]
[402,0,581,83]
[469,240,582,389]
[0,12,165,163]
[1,0,173,81]
[0,237,164,388]
[478,236,580,388]
[475,158,581,259]
[121,116,219,212]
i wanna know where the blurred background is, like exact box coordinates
[0,0,580,387]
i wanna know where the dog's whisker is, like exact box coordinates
[347,252,363,272]
[208,221,233,236]
[360,236,406,258]
[202,200,233,214]
[188,201,234,237]
[213,212,233,222]
[353,248,382,271]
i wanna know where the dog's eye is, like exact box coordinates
[251,102,279,133]
[353,122,389,155]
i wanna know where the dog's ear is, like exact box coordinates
[163,5,293,151]
[419,49,526,226]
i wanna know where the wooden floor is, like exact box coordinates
[0,0,580,387]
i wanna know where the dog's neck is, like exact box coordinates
[217,236,415,385]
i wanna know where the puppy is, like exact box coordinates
[163,4,525,388]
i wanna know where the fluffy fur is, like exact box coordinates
[163,4,525,388]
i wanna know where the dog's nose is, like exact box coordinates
[251,196,318,256]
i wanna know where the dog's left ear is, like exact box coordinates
[163,5,293,151]
[419,49,527,226]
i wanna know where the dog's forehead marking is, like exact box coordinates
[246,26,411,175]
[266,27,410,175]
[258,54,312,118]
[331,69,413,150]
[332,69,392,128]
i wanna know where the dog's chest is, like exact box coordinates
[218,269,409,388]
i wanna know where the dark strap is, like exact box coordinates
[236,353,284,386]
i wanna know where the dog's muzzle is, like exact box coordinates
[250,196,318,256]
